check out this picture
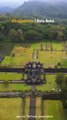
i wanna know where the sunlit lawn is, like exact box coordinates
[0,73,22,80]
[0,74,57,92]
[0,98,22,120]
[36,97,41,120]
[1,42,66,68]
[1,46,33,67]
[62,59,67,68]
[37,51,66,68]
[0,84,31,91]
[44,100,67,120]
[25,97,30,120]
[32,41,63,50]
[0,43,66,120]
[0,42,67,92]
[37,74,58,92]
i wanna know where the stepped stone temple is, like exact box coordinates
[25,62,46,85]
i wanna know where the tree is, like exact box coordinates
[25,30,42,42]
[56,73,67,108]
[56,31,64,41]
[0,32,5,42]
[61,86,67,109]
[65,77,67,85]
[55,73,65,85]
[50,44,53,51]
[16,29,24,42]
[40,44,43,51]
[4,80,9,88]
[11,53,15,57]
[57,62,61,68]
[9,29,17,42]
[9,29,24,43]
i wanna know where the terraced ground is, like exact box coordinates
[0,42,67,68]
[0,42,67,120]
[0,74,60,92]
[38,51,66,68]
[1,45,33,67]
[0,98,67,120]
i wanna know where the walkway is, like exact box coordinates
[29,97,36,120]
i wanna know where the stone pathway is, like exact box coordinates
[29,97,36,120]
[33,50,38,61]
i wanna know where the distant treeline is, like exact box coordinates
[0,21,67,43]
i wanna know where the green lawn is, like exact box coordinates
[0,43,15,55]
[37,74,58,92]
[0,74,58,92]
[44,100,67,120]
[0,98,22,120]
[62,59,67,68]
[32,41,63,50]
[0,73,22,80]
[25,97,30,120]
[0,73,65,92]
[37,51,65,68]
[2,50,66,68]
[36,97,42,120]
[0,42,66,68]
[1,45,33,67]
[0,72,31,92]
[0,84,31,91]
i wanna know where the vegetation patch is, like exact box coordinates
[44,100,67,120]
[0,98,22,120]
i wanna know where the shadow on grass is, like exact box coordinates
[0,43,15,56]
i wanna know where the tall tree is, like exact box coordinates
[55,73,65,86]
[9,29,17,42]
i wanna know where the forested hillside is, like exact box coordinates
[13,1,67,19]
[0,21,67,43]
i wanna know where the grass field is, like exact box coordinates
[0,98,22,120]
[25,97,30,120]
[44,100,67,120]
[0,73,22,80]
[0,98,66,120]
[0,84,31,91]
[32,41,63,50]
[1,45,33,67]
[0,42,67,120]
[37,74,58,92]
[0,42,67,68]
[0,74,65,92]
[36,97,42,120]
[0,43,15,55]
[0,42,66,92]
[0,74,58,92]
[62,59,67,68]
